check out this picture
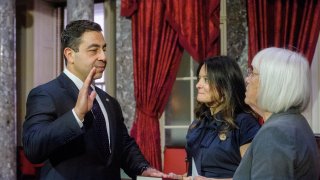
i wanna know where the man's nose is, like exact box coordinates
[98,50,107,62]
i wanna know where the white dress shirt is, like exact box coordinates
[63,69,111,148]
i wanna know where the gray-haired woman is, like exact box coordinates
[234,47,320,180]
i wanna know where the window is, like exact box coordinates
[161,0,227,150]
[162,51,198,147]
[308,34,320,133]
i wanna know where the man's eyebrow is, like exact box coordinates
[87,43,107,49]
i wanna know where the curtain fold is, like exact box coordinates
[162,0,220,62]
[120,0,138,17]
[122,0,183,170]
[247,0,320,65]
[121,0,221,169]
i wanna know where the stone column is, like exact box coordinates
[226,0,248,74]
[116,0,136,130]
[0,0,16,179]
[67,0,94,22]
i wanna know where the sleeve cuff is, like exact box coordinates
[139,166,150,175]
[72,108,84,128]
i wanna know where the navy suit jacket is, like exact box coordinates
[23,73,149,180]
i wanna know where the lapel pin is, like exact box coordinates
[106,98,109,102]
[218,133,227,141]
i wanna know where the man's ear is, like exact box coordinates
[64,47,75,64]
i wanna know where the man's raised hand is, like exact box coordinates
[74,68,97,120]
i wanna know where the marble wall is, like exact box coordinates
[115,0,136,130]
[67,0,94,22]
[226,0,249,75]
[0,0,16,179]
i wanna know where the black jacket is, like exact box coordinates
[23,73,149,180]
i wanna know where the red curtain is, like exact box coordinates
[162,0,220,62]
[121,0,221,169]
[247,0,320,65]
[121,0,184,170]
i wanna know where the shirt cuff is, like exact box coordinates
[140,166,150,175]
[72,108,84,128]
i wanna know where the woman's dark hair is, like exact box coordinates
[194,56,254,130]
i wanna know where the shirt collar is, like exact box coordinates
[63,68,83,90]
[63,68,96,91]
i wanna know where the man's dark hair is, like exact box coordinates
[61,20,102,52]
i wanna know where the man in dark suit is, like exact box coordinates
[23,20,168,180]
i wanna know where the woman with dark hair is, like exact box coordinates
[184,56,260,179]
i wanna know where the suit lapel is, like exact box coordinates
[57,73,79,102]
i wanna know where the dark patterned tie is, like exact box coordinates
[89,87,110,157]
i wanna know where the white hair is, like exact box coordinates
[252,47,310,113]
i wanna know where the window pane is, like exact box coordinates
[165,81,191,126]
[193,60,199,75]
[176,51,190,77]
[193,79,198,118]
[165,128,188,147]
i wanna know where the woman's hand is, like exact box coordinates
[166,172,193,180]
